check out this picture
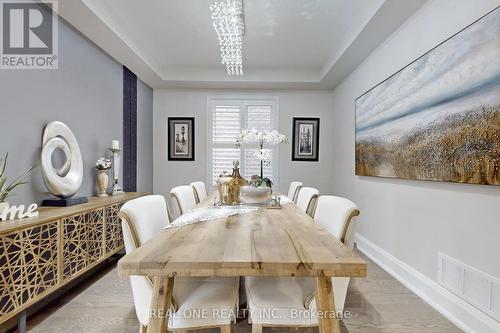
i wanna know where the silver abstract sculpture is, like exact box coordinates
[41,121,83,198]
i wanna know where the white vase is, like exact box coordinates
[97,170,109,197]
[0,202,9,221]
[240,186,272,204]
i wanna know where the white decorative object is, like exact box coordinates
[210,0,245,75]
[96,171,109,197]
[165,206,260,229]
[236,129,288,187]
[276,194,293,205]
[239,186,272,204]
[95,158,112,197]
[109,141,124,195]
[0,203,38,220]
[236,129,288,147]
[0,202,8,221]
[41,121,83,198]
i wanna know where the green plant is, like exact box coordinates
[0,153,37,203]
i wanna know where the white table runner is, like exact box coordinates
[164,195,293,229]
[165,206,261,229]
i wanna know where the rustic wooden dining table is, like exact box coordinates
[118,195,367,333]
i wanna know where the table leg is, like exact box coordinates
[315,276,341,333]
[147,276,175,333]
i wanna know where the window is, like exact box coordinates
[208,97,279,186]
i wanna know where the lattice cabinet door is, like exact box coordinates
[62,209,105,280]
[105,204,124,254]
[0,222,59,319]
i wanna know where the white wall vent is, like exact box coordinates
[438,253,500,322]
[492,282,500,319]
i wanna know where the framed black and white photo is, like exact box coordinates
[292,117,320,161]
[168,117,195,161]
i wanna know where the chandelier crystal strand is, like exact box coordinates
[210,0,244,75]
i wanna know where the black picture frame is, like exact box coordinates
[292,117,320,161]
[168,117,195,161]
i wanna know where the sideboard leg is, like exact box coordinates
[18,311,27,333]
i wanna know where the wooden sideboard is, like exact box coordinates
[0,192,147,325]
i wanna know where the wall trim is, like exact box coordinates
[355,233,500,333]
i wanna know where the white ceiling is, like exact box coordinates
[54,0,428,89]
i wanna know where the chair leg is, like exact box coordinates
[221,325,231,333]
[251,324,262,333]
[139,325,147,333]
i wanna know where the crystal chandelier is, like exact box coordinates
[210,0,245,75]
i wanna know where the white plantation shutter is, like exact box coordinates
[210,103,242,185]
[208,98,279,187]
[212,105,241,143]
[247,105,272,131]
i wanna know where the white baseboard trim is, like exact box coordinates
[355,233,500,333]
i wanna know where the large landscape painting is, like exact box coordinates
[355,7,500,185]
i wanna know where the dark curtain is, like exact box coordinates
[123,66,137,192]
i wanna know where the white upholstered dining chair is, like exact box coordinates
[287,181,303,202]
[119,195,239,333]
[170,185,198,215]
[245,195,360,332]
[295,187,319,216]
[190,181,208,203]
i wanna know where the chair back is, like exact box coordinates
[295,187,319,216]
[190,181,208,203]
[120,195,170,254]
[170,185,197,214]
[313,196,360,313]
[314,195,359,248]
[119,195,170,326]
[287,181,303,202]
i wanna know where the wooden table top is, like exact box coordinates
[118,198,367,278]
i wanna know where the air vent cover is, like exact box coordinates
[438,253,500,321]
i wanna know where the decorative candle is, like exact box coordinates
[112,140,120,150]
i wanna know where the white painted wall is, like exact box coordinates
[331,0,500,284]
[153,89,333,215]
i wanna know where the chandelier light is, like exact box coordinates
[210,0,245,76]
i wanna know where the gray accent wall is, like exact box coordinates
[0,15,153,205]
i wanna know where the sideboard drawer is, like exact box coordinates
[62,209,105,280]
[0,222,59,317]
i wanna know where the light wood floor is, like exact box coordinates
[24,252,462,333]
